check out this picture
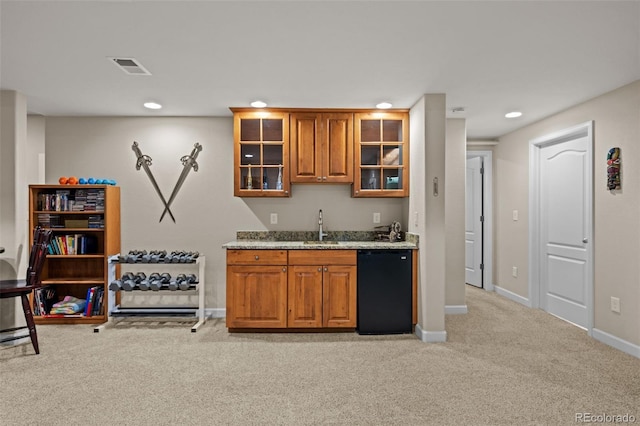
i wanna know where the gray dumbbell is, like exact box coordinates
[112,273,134,291]
[138,272,152,291]
[122,272,145,291]
[178,273,198,290]
[150,272,171,291]
[109,279,123,292]
[167,275,181,291]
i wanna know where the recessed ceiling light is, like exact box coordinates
[505,111,522,118]
[251,100,267,108]
[143,102,162,110]
[376,102,392,109]
[244,154,254,158]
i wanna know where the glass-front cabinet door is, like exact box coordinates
[233,110,290,197]
[353,112,409,197]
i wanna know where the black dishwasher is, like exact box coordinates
[357,249,412,334]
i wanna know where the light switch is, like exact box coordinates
[270,213,278,224]
[512,210,519,221]
[373,212,381,224]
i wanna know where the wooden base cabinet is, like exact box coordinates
[226,250,288,328]
[227,249,357,330]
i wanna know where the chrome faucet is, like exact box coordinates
[318,209,329,241]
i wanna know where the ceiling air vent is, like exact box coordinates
[108,57,152,75]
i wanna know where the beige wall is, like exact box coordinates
[0,91,29,330]
[445,119,466,307]
[43,117,405,311]
[409,94,447,340]
[495,80,640,346]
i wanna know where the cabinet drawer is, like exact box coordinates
[288,250,356,266]
[227,249,287,265]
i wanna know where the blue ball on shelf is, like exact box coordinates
[79,178,87,184]
[87,178,95,184]
[95,179,104,184]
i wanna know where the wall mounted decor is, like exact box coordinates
[132,141,203,222]
[607,147,621,190]
[159,143,203,222]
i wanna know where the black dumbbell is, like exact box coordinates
[150,272,171,291]
[178,273,198,290]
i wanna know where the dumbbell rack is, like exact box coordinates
[95,254,206,332]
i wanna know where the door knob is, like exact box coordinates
[582,238,588,243]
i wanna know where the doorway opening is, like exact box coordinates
[465,151,493,292]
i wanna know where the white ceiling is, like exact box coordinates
[1,0,639,140]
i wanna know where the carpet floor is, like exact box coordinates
[1,286,638,425]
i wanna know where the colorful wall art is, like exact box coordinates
[607,147,621,190]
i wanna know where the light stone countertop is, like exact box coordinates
[222,240,418,250]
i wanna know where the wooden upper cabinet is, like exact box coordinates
[232,110,290,197]
[290,112,353,184]
[353,111,409,197]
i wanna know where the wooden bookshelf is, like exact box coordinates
[28,184,121,324]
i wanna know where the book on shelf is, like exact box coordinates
[38,188,106,212]
[47,234,98,255]
[33,286,57,316]
[84,287,95,316]
[40,314,86,318]
[83,286,103,317]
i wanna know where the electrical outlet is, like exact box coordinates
[270,213,278,225]
[414,211,419,228]
[611,297,620,313]
[373,212,381,224]
[512,266,518,278]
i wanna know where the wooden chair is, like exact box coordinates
[0,227,52,354]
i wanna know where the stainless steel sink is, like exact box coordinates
[303,240,339,245]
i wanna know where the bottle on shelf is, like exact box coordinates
[276,165,283,190]
[368,170,377,189]
[247,164,253,190]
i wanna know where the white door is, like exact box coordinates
[538,131,592,328]
[465,156,483,287]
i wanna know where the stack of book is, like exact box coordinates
[88,215,103,228]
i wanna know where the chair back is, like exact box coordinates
[27,226,53,287]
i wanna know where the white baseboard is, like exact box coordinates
[445,305,468,315]
[592,328,640,359]
[204,308,226,319]
[415,324,447,343]
[494,285,532,308]
[0,330,29,347]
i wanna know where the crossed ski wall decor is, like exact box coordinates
[132,141,203,222]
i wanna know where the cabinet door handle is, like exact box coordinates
[318,267,322,272]
[317,177,322,181]
[282,267,287,272]
[255,255,259,260]
[322,176,327,180]
[324,267,328,272]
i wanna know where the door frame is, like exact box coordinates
[466,150,493,292]
[528,121,594,334]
